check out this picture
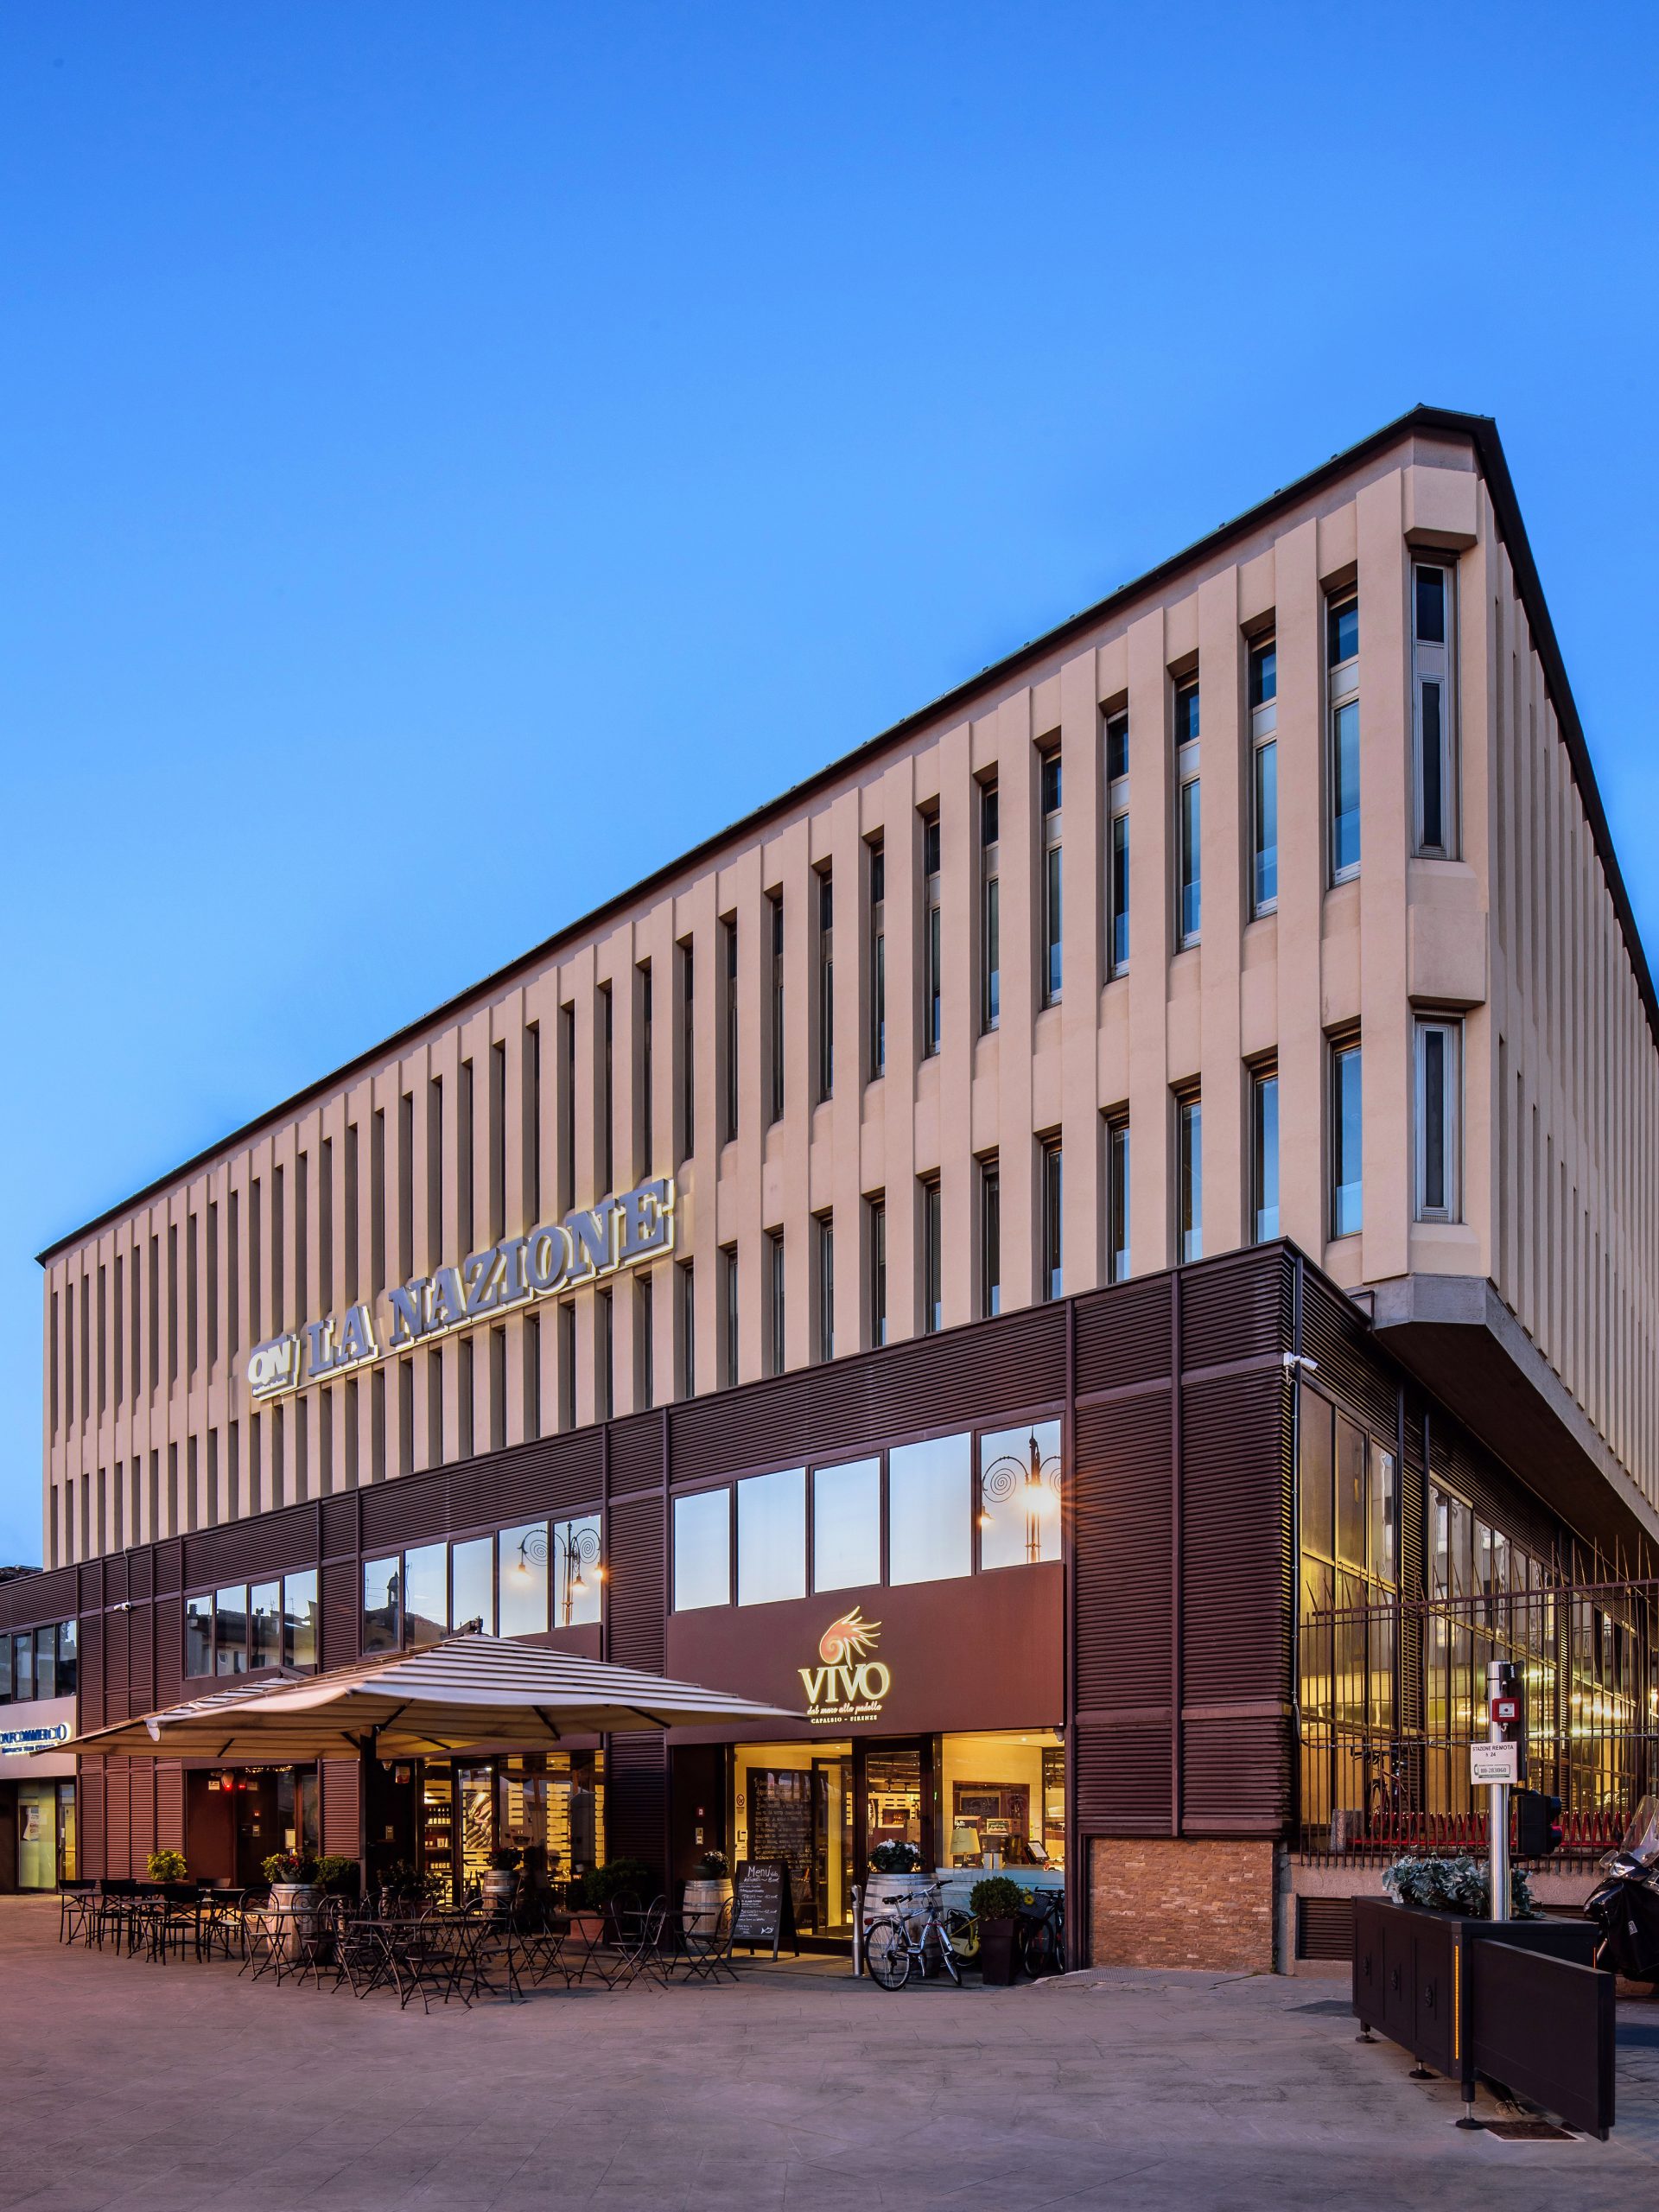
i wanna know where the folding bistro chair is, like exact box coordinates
[675,1894,740,1985]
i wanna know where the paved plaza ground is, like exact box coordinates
[3,1896,1659,2210]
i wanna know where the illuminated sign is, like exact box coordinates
[799,1606,890,1726]
[2,1721,72,1755]
[248,1175,676,1405]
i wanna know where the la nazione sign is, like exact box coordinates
[246,1175,676,1405]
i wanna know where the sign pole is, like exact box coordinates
[1485,1659,1522,1924]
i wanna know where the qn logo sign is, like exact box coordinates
[799,1606,891,1724]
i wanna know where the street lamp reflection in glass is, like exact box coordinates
[977,1424,1063,1569]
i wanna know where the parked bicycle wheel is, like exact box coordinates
[1019,1910,1061,1980]
[944,1909,979,1962]
[864,1917,911,1991]
[931,1924,963,1986]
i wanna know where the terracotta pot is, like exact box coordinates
[977,1916,1018,1986]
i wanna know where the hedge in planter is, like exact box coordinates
[1382,1853,1538,1919]
[970,1875,1024,1986]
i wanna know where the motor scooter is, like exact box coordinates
[1584,1793,1659,1980]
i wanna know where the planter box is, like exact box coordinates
[978,1917,1018,1986]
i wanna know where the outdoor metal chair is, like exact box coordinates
[602,1896,671,1987]
[57,1880,98,1946]
[238,1904,289,1983]
[672,1894,740,1985]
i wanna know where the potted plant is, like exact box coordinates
[683,1849,731,1935]
[482,1846,522,1913]
[145,1849,188,1884]
[375,1860,434,1916]
[261,1851,322,1956]
[862,1839,929,1938]
[315,1854,359,1898]
[969,1874,1025,1985]
[1382,1854,1537,1919]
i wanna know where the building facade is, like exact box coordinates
[11,408,1659,1962]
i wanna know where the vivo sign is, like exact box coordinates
[247,1176,676,1405]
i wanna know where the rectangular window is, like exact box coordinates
[677,1260,696,1397]
[976,782,1000,1033]
[1415,1019,1461,1221]
[766,1229,785,1376]
[1177,1093,1203,1263]
[868,1198,887,1348]
[674,1486,731,1611]
[1413,562,1456,855]
[499,1522,549,1637]
[980,1160,1001,1318]
[457,1059,474,1255]
[738,1467,806,1605]
[1174,677,1200,947]
[215,1585,248,1675]
[678,938,695,1162]
[767,891,785,1124]
[553,1515,601,1627]
[403,1543,448,1643]
[185,1594,212,1677]
[1252,1065,1280,1243]
[283,1568,318,1669]
[921,1179,942,1333]
[1106,710,1129,976]
[921,815,942,1057]
[1249,634,1278,913]
[451,1535,493,1634]
[557,1302,575,1429]
[558,1003,576,1211]
[426,1081,442,1272]
[978,1418,1062,1569]
[638,963,653,1178]
[817,871,834,1100]
[1106,1116,1130,1282]
[522,1022,540,1224]
[524,1310,541,1441]
[487,1043,505,1244]
[599,982,614,1196]
[1331,1036,1363,1237]
[1041,1139,1062,1300]
[1327,593,1360,881]
[888,1432,971,1586]
[490,1323,506,1451]
[812,1458,880,1592]
[1040,750,1062,1006]
[816,1216,834,1363]
[722,918,739,1141]
[868,842,887,1077]
[721,1244,739,1388]
[598,1287,613,1420]
[636,1275,654,1411]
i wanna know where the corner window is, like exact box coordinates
[1414,1018,1461,1221]
[1326,594,1360,882]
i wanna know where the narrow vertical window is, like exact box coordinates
[1041,1139,1063,1300]
[766,1230,785,1374]
[186,1222,197,1378]
[868,1198,887,1348]
[980,783,1000,1031]
[921,1179,943,1332]
[205,1202,218,1369]
[817,871,834,1101]
[458,1060,474,1255]
[521,1023,541,1225]
[980,1159,1001,1318]
[489,1324,506,1451]
[721,1244,740,1388]
[229,1184,242,1355]
[636,1275,654,1411]
[1105,712,1129,976]
[677,939,695,1162]
[767,892,785,1124]
[1174,678,1201,946]
[721,918,739,1141]
[1251,1065,1281,1243]
[1177,1093,1203,1263]
[458,1334,474,1459]
[524,1310,541,1440]
[1327,594,1360,882]
[598,1287,613,1420]
[557,1300,576,1428]
[341,1124,356,1306]
[425,1082,442,1272]
[677,1259,696,1398]
[558,1003,576,1211]
[1331,1036,1363,1237]
[637,963,654,1179]
[868,843,887,1077]
[1040,750,1063,1005]
[1106,1116,1130,1281]
[1249,635,1278,914]
[168,1223,179,1382]
[922,817,942,1057]
[1414,1019,1461,1221]
[816,1214,835,1362]
[371,1110,385,1299]
[599,982,614,1196]
[1412,563,1455,855]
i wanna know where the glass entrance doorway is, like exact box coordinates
[856,1740,933,1874]
[732,1739,853,1939]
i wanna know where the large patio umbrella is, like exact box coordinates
[57,1632,798,1891]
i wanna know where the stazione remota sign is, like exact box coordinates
[245,1175,676,1405]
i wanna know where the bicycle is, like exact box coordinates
[863,1888,965,1990]
[1015,1889,1065,1979]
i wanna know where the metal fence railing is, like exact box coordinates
[1297,1573,1659,1863]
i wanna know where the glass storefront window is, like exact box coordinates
[363,1558,400,1653]
[451,1537,494,1634]
[553,1517,601,1627]
[887,1433,971,1586]
[215,1587,249,1675]
[185,1596,212,1679]
[734,1741,853,1938]
[499,1523,549,1637]
[1,1619,76,1703]
[404,1544,449,1644]
[250,1582,282,1669]
[942,1730,1064,1871]
[17,1783,59,1891]
[737,1469,806,1606]
[673,1487,731,1611]
[977,1421,1062,1569]
[812,1459,880,1592]
[283,1570,318,1669]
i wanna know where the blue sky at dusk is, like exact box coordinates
[3,3,1656,1560]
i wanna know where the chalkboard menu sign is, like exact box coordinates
[732,1858,799,1957]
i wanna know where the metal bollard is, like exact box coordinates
[851,1884,863,1977]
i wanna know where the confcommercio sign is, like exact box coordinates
[246,1175,676,1405]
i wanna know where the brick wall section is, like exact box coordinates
[1090,1838,1277,1972]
